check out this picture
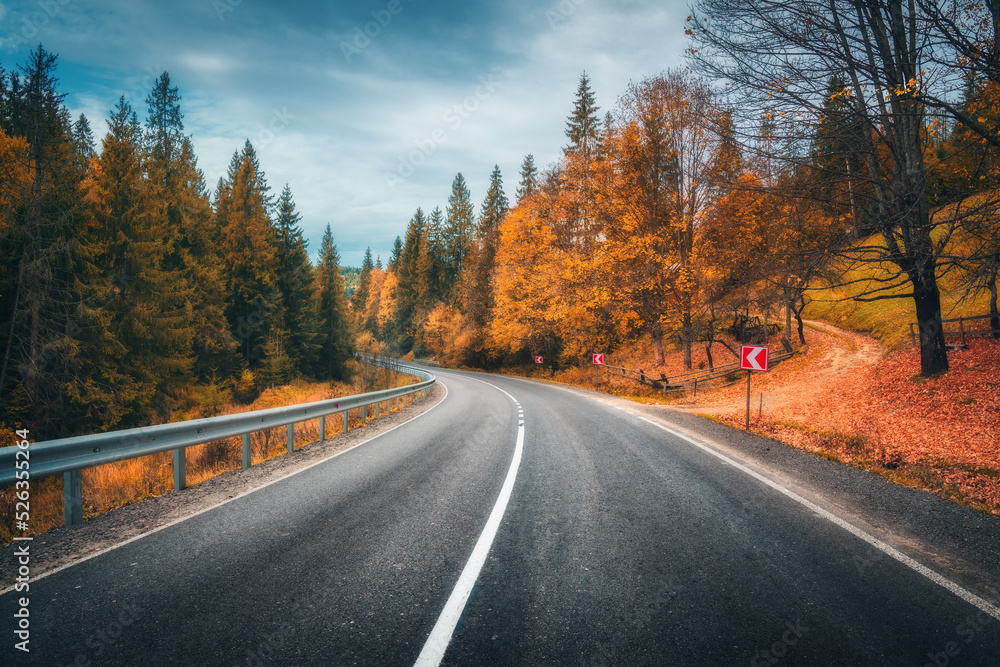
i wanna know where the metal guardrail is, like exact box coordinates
[1,357,434,526]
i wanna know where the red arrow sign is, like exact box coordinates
[740,345,769,371]
[592,353,605,365]
[534,356,543,364]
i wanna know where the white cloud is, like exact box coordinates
[17,0,693,266]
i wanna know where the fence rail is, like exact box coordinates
[908,315,1000,348]
[1,357,434,526]
[600,346,802,394]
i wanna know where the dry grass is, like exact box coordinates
[0,366,419,543]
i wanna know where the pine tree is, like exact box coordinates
[85,96,193,424]
[444,173,475,292]
[389,236,403,270]
[142,74,232,383]
[465,166,508,325]
[416,207,445,310]
[394,208,426,350]
[217,140,279,368]
[71,113,94,171]
[351,247,374,317]
[0,47,93,435]
[145,72,183,183]
[516,154,538,203]
[564,72,601,158]
[315,224,353,381]
[273,184,318,375]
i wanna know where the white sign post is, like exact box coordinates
[740,345,769,430]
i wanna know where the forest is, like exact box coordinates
[353,0,1000,379]
[3,0,1000,442]
[0,47,355,439]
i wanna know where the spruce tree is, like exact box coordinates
[466,166,508,326]
[143,74,232,383]
[71,113,95,167]
[393,208,426,350]
[564,71,601,158]
[86,96,193,424]
[315,224,353,381]
[0,47,92,435]
[351,247,374,317]
[389,236,403,270]
[416,207,445,310]
[273,184,318,376]
[217,140,279,368]
[516,154,538,203]
[444,173,474,292]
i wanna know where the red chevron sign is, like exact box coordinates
[740,345,769,371]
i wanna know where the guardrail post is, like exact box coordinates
[242,433,251,469]
[362,405,366,425]
[64,470,83,525]
[173,448,185,491]
[375,401,380,418]
[287,424,294,453]
[319,415,326,442]
[343,410,348,433]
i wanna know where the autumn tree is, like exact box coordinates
[689,0,953,375]
[610,71,724,368]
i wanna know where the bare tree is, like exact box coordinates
[689,0,953,375]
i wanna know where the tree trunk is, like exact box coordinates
[795,304,806,344]
[784,288,793,342]
[682,312,693,370]
[704,342,714,371]
[911,268,949,376]
[989,278,999,339]
[651,321,664,366]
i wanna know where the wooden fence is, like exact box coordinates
[599,346,803,395]
[908,315,1000,349]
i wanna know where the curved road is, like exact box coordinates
[3,367,1000,665]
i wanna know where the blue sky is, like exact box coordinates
[0,0,691,266]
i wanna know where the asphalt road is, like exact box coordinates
[3,367,1000,666]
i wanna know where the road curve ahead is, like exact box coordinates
[3,367,1000,666]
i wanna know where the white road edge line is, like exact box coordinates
[414,379,524,667]
[496,377,1000,621]
[0,381,449,597]
[630,412,1000,622]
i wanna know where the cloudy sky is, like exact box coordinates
[0,0,691,266]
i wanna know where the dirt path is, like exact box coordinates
[668,320,886,420]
